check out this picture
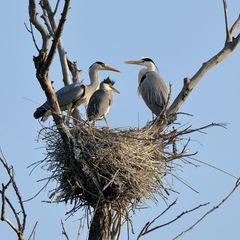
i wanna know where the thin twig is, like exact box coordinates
[24,22,40,52]
[137,199,177,239]
[223,0,232,43]
[53,0,61,16]
[0,153,26,240]
[28,221,38,240]
[61,219,70,240]
[172,179,240,240]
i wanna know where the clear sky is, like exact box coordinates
[1,0,240,239]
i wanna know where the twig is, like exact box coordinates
[172,179,240,240]
[223,0,232,43]
[137,199,177,239]
[0,153,27,240]
[61,219,70,240]
[137,199,209,239]
[24,22,40,52]
[53,0,61,16]
[28,221,38,240]
[188,157,238,180]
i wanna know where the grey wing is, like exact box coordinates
[139,71,169,114]
[87,90,111,119]
[55,83,84,110]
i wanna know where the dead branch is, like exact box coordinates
[67,58,82,83]
[137,199,177,240]
[172,178,240,240]
[24,22,40,52]
[28,0,49,53]
[53,0,61,16]
[0,152,27,240]
[28,221,38,240]
[137,200,209,239]
[29,0,73,145]
[167,1,240,117]
[61,219,71,240]
[41,0,72,85]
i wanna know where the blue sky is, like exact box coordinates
[0,0,240,239]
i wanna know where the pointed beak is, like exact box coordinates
[103,65,120,72]
[124,60,143,65]
[111,86,120,94]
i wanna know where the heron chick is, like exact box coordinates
[33,62,120,121]
[87,77,120,126]
[125,57,169,116]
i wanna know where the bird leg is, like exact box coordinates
[66,104,73,123]
[92,120,96,127]
[103,117,109,128]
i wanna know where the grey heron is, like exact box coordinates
[33,62,120,121]
[87,77,120,126]
[125,57,169,116]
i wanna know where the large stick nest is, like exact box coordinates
[38,119,203,214]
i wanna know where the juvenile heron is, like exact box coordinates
[87,77,120,126]
[33,62,120,121]
[125,57,169,116]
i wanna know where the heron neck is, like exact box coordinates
[138,63,156,86]
[88,68,100,93]
[147,62,156,71]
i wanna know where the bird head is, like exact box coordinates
[89,61,120,72]
[101,77,120,94]
[125,57,157,71]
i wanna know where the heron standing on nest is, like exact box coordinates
[125,57,169,117]
[87,77,120,126]
[33,61,120,121]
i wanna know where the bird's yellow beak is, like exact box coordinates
[124,60,143,65]
[104,65,120,72]
[111,86,120,94]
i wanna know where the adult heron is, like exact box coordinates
[33,62,120,121]
[125,57,169,116]
[87,77,120,126]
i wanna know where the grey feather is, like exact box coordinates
[87,89,113,121]
[33,82,84,120]
[138,71,169,116]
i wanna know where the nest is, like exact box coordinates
[38,120,194,214]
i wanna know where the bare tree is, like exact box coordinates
[2,0,236,239]
[0,152,38,240]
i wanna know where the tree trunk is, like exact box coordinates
[88,203,111,240]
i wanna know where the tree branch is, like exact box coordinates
[24,22,41,52]
[137,199,209,239]
[0,152,27,240]
[61,219,70,240]
[28,0,49,53]
[41,0,72,85]
[167,2,240,117]
[172,179,240,240]
[42,0,70,74]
